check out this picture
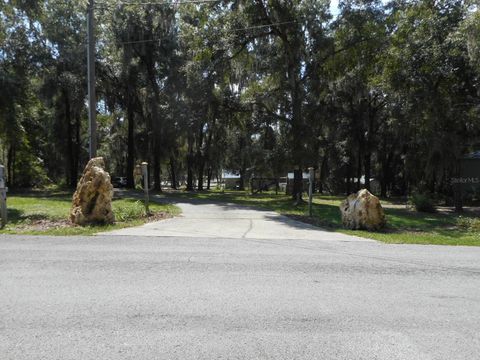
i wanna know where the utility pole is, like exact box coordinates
[87,0,97,158]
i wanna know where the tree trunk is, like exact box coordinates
[345,162,351,195]
[153,157,162,192]
[126,101,135,189]
[255,6,304,202]
[454,183,463,212]
[64,91,75,188]
[73,114,81,186]
[290,82,304,201]
[429,170,436,194]
[356,143,362,191]
[169,156,177,189]
[197,162,205,191]
[292,168,303,203]
[186,132,194,191]
[7,146,12,186]
[364,151,371,191]
[380,155,391,198]
[318,156,328,194]
[288,53,304,201]
[364,103,377,192]
[239,167,245,191]
[150,97,162,192]
[380,177,387,197]
[196,122,205,191]
[11,146,15,187]
[143,45,162,192]
[7,145,14,187]
[202,115,216,192]
[206,167,212,190]
[364,114,371,191]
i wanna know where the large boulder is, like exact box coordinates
[70,157,115,225]
[340,189,386,231]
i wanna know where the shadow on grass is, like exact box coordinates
[5,208,61,227]
[57,188,478,243]
[6,208,53,223]
[157,189,477,241]
[8,190,73,200]
[5,208,27,225]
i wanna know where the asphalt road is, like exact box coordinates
[1,234,480,360]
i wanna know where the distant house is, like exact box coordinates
[345,175,380,195]
[287,172,310,180]
[464,151,480,159]
[222,171,241,190]
[285,172,310,195]
[348,176,381,195]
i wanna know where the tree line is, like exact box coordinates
[1,0,479,201]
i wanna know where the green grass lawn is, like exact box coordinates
[0,191,180,236]
[3,189,479,245]
[166,190,480,246]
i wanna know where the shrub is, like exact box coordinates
[114,201,146,222]
[456,216,480,232]
[410,193,436,213]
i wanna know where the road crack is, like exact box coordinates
[242,219,253,238]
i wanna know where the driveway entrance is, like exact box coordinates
[102,201,370,241]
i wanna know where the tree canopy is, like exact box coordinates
[0,0,479,200]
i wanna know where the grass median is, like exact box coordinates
[166,190,480,246]
[0,191,180,236]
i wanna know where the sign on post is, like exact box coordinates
[141,162,150,215]
[0,165,7,228]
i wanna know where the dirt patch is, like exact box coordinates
[16,219,72,231]
[14,211,172,231]
[145,211,172,222]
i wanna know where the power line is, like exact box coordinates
[230,21,296,32]
[94,0,221,9]
[93,0,297,46]
[112,21,296,46]
[112,38,163,45]
[36,20,295,49]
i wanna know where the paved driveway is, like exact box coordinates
[1,234,479,360]
[102,200,370,241]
